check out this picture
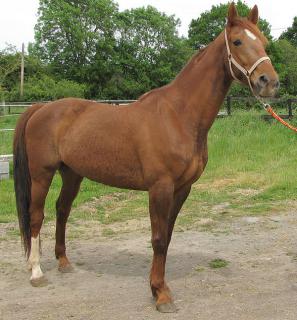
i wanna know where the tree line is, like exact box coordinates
[1,0,297,102]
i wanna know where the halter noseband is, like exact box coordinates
[224,29,271,94]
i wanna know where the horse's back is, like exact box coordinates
[26,98,123,140]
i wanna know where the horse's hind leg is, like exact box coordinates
[55,166,82,272]
[28,170,54,287]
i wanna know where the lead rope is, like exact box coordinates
[225,29,297,133]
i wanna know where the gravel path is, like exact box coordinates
[1,212,297,320]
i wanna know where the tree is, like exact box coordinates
[271,39,297,95]
[188,1,272,49]
[0,45,21,100]
[0,42,85,102]
[280,17,297,48]
[32,0,119,86]
[100,6,193,99]
[32,1,192,99]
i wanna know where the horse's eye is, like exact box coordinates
[233,39,242,46]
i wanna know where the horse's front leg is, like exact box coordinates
[149,177,176,313]
[167,185,191,246]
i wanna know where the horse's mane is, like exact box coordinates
[192,46,208,62]
[138,46,209,102]
[138,85,170,102]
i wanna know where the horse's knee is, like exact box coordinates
[30,213,44,227]
[152,235,167,254]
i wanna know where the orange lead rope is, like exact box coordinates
[264,104,297,133]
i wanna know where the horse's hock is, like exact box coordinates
[0,160,9,180]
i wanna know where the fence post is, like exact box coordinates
[288,98,293,119]
[227,96,232,116]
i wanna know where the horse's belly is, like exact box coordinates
[62,148,146,190]
[87,164,146,190]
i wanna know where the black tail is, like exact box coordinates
[13,103,44,258]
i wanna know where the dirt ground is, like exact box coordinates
[1,211,297,320]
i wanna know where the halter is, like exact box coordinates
[224,28,270,95]
[225,28,297,133]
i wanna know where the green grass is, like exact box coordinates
[0,174,129,223]
[176,110,297,227]
[0,115,19,129]
[208,109,297,201]
[72,190,148,224]
[1,110,297,228]
[0,115,18,154]
[209,258,229,269]
[101,228,117,237]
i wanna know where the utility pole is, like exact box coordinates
[20,43,24,99]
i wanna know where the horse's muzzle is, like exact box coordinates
[255,74,280,97]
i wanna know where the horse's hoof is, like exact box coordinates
[156,302,177,313]
[30,276,48,287]
[58,264,74,273]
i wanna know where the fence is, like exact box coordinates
[226,96,297,117]
[0,99,230,117]
[1,96,297,179]
[0,100,137,116]
[1,96,297,117]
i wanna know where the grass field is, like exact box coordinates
[0,115,16,154]
[1,110,297,228]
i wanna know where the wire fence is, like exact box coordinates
[0,99,230,116]
[0,100,137,116]
[1,96,297,117]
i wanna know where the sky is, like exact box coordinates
[1,0,296,51]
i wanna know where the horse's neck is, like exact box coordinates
[171,32,232,136]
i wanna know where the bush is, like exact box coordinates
[6,75,86,101]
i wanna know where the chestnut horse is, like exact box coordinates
[13,3,279,313]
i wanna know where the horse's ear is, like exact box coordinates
[248,5,259,24]
[227,2,238,26]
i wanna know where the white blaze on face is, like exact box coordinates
[245,29,257,40]
[28,236,43,280]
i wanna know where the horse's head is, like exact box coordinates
[225,3,279,97]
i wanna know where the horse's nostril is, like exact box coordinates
[275,80,280,89]
[259,74,269,85]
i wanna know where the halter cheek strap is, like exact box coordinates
[224,29,271,93]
